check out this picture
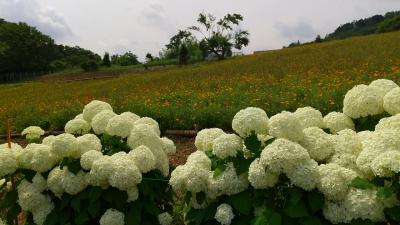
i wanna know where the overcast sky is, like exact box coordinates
[1,0,399,60]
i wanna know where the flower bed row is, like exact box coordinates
[1,78,400,225]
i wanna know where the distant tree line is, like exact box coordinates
[0,19,102,82]
[0,12,250,82]
[285,11,400,48]
[325,11,400,40]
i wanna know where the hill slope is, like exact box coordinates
[1,31,400,132]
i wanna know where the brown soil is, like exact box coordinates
[35,65,177,82]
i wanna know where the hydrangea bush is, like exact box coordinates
[0,100,176,225]
[170,79,400,225]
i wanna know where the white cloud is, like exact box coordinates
[0,0,73,40]
[275,19,317,42]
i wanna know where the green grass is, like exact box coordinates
[0,31,400,133]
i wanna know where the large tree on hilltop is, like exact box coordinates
[189,13,249,60]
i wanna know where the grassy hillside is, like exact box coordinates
[1,31,400,133]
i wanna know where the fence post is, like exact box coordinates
[6,116,11,148]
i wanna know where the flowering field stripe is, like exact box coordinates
[0,31,399,133]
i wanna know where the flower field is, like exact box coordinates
[0,31,400,133]
[1,76,400,225]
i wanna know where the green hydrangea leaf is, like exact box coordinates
[244,132,261,153]
[350,177,375,190]
[385,206,400,222]
[89,186,103,203]
[74,210,90,225]
[229,190,252,216]
[196,192,206,205]
[307,192,324,214]
[283,201,309,218]
[126,202,142,225]
[377,186,395,199]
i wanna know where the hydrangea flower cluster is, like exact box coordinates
[171,78,400,225]
[0,100,175,225]
[21,126,45,141]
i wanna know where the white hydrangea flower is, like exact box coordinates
[170,163,209,194]
[207,163,248,198]
[32,200,54,225]
[0,148,18,177]
[76,133,102,156]
[62,169,88,195]
[42,135,56,146]
[106,114,136,138]
[83,100,113,122]
[248,158,279,189]
[195,128,225,152]
[91,110,117,134]
[343,84,384,119]
[128,124,169,176]
[74,113,84,120]
[356,129,400,177]
[186,151,211,170]
[383,87,400,115]
[158,212,173,225]
[47,167,65,197]
[21,126,45,140]
[128,145,156,173]
[357,130,374,140]
[0,142,23,151]
[343,188,385,223]
[120,111,140,122]
[29,144,55,172]
[300,127,334,162]
[64,118,91,135]
[323,200,350,224]
[375,113,400,133]
[169,165,187,192]
[127,186,139,202]
[212,133,242,159]
[232,107,269,137]
[260,138,310,174]
[328,153,361,175]
[161,137,176,155]
[185,165,209,193]
[88,155,115,187]
[109,156,142,191]
[323,112,355,134]
[328,129,364,173]
[370,150,400,177]
[17,181,50,212]
[333,129,363,156]
[80,150,103,170]
[99,209,125,225]
[268,111,304,142]
[32,173,47,192]
[51,133,79,159]
[369,79,399,95]
[21,144,56,172]
[293,106,324,128]
[317,163,358,201]
[286,159,319,191]
[134,117,161,136]
[215,204,234,225]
